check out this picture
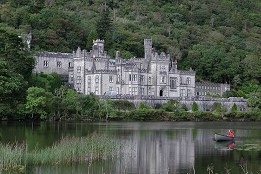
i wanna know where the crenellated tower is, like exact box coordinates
[92,39,104,58]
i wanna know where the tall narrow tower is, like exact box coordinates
[144,39,152,59]
[92,39,104,57]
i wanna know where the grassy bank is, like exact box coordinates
[0,134,119,172]
[108,109,261,122]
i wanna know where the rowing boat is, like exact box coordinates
[214,133,234,142]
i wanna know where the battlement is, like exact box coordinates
[93,39,104,43]
[34,51,73,58]
[86,69,117,74]
[179,69,195,75]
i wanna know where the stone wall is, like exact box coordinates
[101,96,247,111]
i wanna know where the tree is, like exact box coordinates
[0,28,34,118]
[86,30,98,50]
[30,72,63,93]
[211,102,225,113]
[242,54,261,82]
[231,103,238,112]
[96,8,112,40]
[64,88,82,118]
[82,93,100,120]
[192,102,198,112]
[25,87,48,119]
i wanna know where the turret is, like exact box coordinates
[92,39,104,54]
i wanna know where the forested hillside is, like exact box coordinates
[0,0,260,93]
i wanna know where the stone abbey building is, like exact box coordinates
[34,39,228,97]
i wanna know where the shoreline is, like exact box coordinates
[1,109,260,122]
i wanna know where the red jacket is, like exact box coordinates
[228,131,234,137]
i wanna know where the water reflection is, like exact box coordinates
[0,122,260,174]
[214,140,235,150]
[116,129,194,174]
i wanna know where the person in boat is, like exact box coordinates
[228,130,234,137]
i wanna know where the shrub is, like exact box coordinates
[192,102,199,112]
[139,102,151,109]
[161,100,184,112]
[111,100,135,111]
[211,102,226,113]
[231,103,238,112]
[126,109,168,121]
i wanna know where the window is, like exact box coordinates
[187,89,192,96]
[109,86,113,91]
[43,60,48,67]
[88,86,91,93]
[180,89,186,97]
[129,74,132,81]
[88,76,91,84]
[132,87,137,95]
[76,76,81,83]
[148,87,151,95]
[117,75,120,83]
[180,77,183,84]
[141,88,145,95]
[70,75,74,82]
[57,61,62,68]
[95,75,99,83]
[132,74,137,82]
[129,87,132,94]
[117,87,120,94]
[95,86,99,94]
[186,77,191,85]
[148,77,151,83]
[160,76,166,83]
[170,78,177,89]
[160,65,166,70]
[140,75,145,82]
[109,76,113,83]
[77,66,81,73]
[69,62,72,68]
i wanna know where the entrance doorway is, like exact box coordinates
[159,90,163,97]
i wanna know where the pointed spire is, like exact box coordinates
[76,47,81,57]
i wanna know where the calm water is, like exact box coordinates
[0,121,260,174]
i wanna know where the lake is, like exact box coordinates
[0,121,260,174]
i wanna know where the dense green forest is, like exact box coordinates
[0,0,260,119]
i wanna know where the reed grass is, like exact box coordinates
[0,134,120,171]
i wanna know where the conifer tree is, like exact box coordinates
[86,30,98,50]
[192,102,199,112]
[96,6,112,40]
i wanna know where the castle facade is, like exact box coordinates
[35,39,219,98]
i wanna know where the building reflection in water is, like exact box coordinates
[115,129,195,174]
